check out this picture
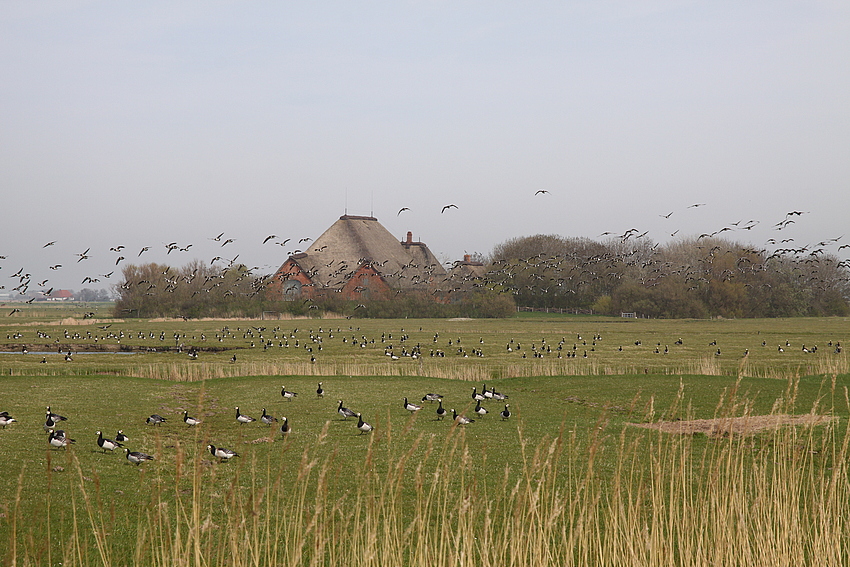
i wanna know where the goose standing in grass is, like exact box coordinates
[281,386,298,401]
[474,400,488,417]
[0,413,16,428]
[208,444,239,462]
[436,400,447,420]
[451,409,474,425]
[500,404,511,420]
[96,430,123,453]
[182,411,201,426]
[235,407,255,424]
[356,413,373,434]
[316,382,324,398]
[261,408,277,425]
[46,406,67,423]
[471,388,486,402]
[125,448,154,465]
[337,400,357,420]
[403,397,423,414]
[279,417,290,436]
[146,414,167,426]
[48,430,75,449]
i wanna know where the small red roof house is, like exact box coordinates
[48,290,74,301]
[267,215,446,301]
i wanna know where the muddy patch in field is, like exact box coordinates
[631,414,837,436]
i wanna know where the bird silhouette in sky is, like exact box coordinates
[441,204,458,213]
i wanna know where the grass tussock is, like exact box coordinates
[4,385,849,566]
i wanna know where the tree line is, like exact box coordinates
[487,234,850,318]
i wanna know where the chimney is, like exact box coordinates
[464,254,471,263]
[406,231,413,244]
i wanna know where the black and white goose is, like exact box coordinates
[280,386,298,401]
[48,429,75,449]
[182,411,201,426]
[0,413,16,428]
[96,430,123,453]
[403,397,422,414]
[451,409,474,425]
[474,400,488,417]
[208,444,239,461]
[146,414,167,426]
[356,413,373,434]
[125,448,154,465]
[471,388,486,402]
[261,408,277,425]
[316,382,324,398]
[421,393,443,402]
[337,400,357,420]
[115,430,129,443]
[46,406,68,423]
[435,400,447,420]
[235,407,255,424]
[279,417,290,436]
[500,404,511,420]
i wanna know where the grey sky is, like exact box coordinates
[1,1,848,293]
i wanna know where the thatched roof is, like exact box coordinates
[286,215,446,291]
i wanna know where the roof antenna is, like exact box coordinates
[345,188,348,215]
[370,191,374,217]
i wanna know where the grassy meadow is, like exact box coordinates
[0,304,848,565]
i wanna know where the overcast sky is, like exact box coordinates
[1,1,848,293]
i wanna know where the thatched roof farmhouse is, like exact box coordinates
[268,215,447,300]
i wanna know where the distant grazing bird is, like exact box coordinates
[48,430,75,449]
[235,407,255,424]
[183,411,201,426]
[500,404,511,420]
[281,386,298,401]
[337,400,357,420]
[316,382,324,398]
[435,400,447,420]
[421,393,443,402]
[356,413,373,434]
[403,397,422,413]
[46,407,67,423]
[261,408,277,425]
[451,409,473,425]
[208,444,239,462]
[0,414,16,428]
[96,431,123,453]
[146,414,166,426]
[125,448,154,465]
[115,430,129,443]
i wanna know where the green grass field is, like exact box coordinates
[0,305,848,565]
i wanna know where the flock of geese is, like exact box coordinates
[0,381,511,467]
